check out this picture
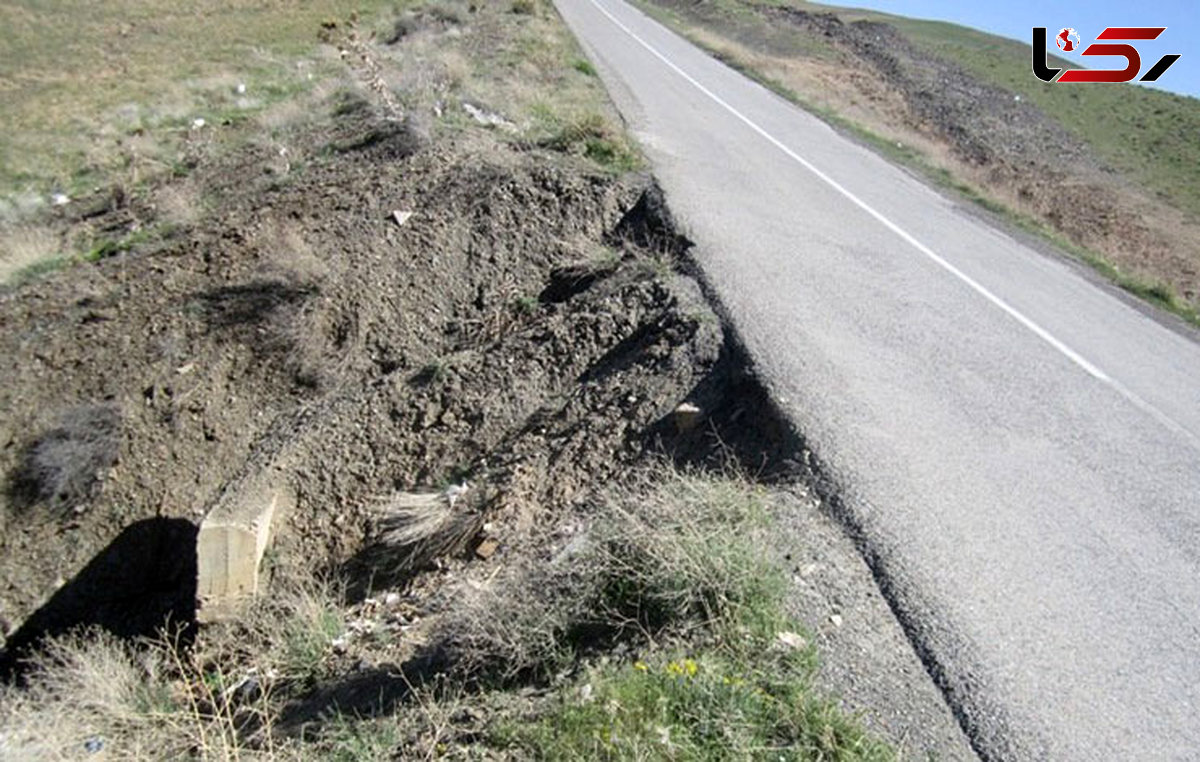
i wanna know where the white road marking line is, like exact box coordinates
[581,0,1200,448]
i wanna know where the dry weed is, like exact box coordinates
[153,182,204,229]
[441,467,775,683]
[356,490,483,588]
[7,404,121,517]
[0,224,63,284]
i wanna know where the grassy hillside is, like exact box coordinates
[834,6,1200,220]
[638,0,1200,324]
[0,0,390,212]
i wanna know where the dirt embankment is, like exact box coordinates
[0,81,745,647]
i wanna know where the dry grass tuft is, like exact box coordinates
[7,404,121,517]
[152,183,204,229]
[0,629,270,761]
[0,574,345,760]
[0,224,64,285]
[442,467,779,683]
[357,490,483,587]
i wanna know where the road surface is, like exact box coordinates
[554,1,1200,759]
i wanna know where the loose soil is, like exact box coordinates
[0,91,727,639]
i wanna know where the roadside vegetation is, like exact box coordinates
[0,469,893,760]
[633,0,1200,328]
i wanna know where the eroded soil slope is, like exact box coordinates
[0,83,731,645]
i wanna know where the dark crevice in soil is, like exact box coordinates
[198,280,318,331]
[538,260,620,304]
[646,335,805,483]
[606,180,694,254]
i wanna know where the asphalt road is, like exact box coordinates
[554,1,1200,759]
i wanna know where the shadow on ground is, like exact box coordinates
[0,517,198,682]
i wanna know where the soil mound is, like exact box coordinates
[0,93,788,667]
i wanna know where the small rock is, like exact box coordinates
[51,193,70,206]
[391,210,414,226]
[236,83,247,95]
[776,631,807,650]
[175,362,195,375]
[829,613,843,628]
[384,591,401,606]
[475,538,499,560]
[191,117,206,129]
[673,402,702,432]
[444,481,469,508]
[462,101,515,129]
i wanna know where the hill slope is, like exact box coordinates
[637,0,1200,324]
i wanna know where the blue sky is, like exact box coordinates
[809,0,1198,98]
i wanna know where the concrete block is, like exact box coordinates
[196,482,291,622]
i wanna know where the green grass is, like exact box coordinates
[5,254,72,287]
[282,605,344,683]
[456,471,895,759]
[572,57,598,76]
[504,651,891,760]
[319,714,401,762]
[0,0,395,206]
[535,111,642,172]
[515,294,539,314]
[2,223,182,287]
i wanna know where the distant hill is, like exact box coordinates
[850,5,1200,219]
[639,0,1200,322]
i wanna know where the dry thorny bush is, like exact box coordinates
[439,467,777,685]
